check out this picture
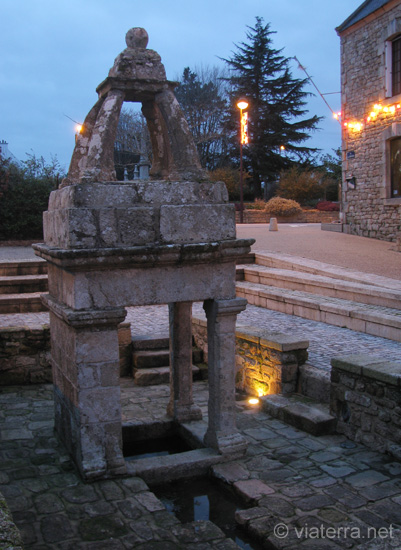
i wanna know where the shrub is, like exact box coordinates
[277,166,323,205]
[247,198,266,210]
[264,197,302,217]
[316,201,340,212]
[0,180,54,240]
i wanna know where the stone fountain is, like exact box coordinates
[34,28,253,480]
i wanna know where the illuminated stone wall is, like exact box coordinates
[339,0,401,241]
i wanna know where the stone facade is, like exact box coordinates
[330,354,401,459]
[338,0,401,241]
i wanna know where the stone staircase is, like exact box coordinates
[131,334,207,386]
[0,259,48,313]
[236,251,401,342]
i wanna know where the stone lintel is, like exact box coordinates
[33,239,254,271]
[43,294,126,328]
[96,76,176,101]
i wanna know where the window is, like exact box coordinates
[390,138,401,197]
[392,37,401,96]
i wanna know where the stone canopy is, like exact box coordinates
[62,27,205,186]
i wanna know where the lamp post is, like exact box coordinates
[237,99,248,224]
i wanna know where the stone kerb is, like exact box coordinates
[192,316,309,396]
[330,354,401,459]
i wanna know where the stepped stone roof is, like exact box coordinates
[336,0,392,33]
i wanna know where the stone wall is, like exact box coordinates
[0,323,132,386]
[0,325,51,385]
[192,316,309,396]
[339,1,401,242]
[235,210,339,224]
[330,354,401,460]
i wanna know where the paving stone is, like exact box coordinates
[319,461,356,478]
[233,479,275,502]
[78,515,129,541]
[34,493,65,514]
[97,480,125,501]
[62,484,98,504]
[309,476,337,488]
[309,451,340,463]
[134,491,166,512]
[324,485,368,509]
[345,470,390,488]
[281,484,316,498]
[243,427,276,440]
[359,481,401,502]
[212,462,249,483]
[40,514,74,543]
[294,494,335,511]
[257,495,295,517]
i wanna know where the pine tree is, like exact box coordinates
[224,17,321,197]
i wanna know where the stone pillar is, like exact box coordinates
[43,295,127,480]
[82,90,125,183]
[203,298,248,455]
[167,301,202,422]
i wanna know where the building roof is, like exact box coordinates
[337,0,392,33]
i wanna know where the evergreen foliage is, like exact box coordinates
[223,17,322,197]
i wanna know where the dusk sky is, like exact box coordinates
[1,0,362,172]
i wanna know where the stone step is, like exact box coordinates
[132,333,170,351]
[261,394,337,436]
[0,259,47,277]
[133,365,200,386]
[236,281,401,342]
[0,293,48,314]
[252,251,401,291]
[240,265,401,310]
[133,349,170,369]
[0,274,48,295]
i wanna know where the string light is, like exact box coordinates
[343,100,401,132]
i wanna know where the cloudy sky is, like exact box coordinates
[1,0,362,171]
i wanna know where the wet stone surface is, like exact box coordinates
[1,382,401,549]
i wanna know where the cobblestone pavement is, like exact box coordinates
[1,302,401,373]
[1,381,401,549]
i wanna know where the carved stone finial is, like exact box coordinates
[125,27,149,49]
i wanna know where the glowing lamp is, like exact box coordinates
[237,100,249,110]
[248,398,260,405]
[75,124,83,134]
[390,106,396,113]
[384,106,389,113]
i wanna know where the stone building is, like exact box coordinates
[337,0,401,242]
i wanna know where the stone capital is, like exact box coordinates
[203,297,248,318]
[42,294,127,328]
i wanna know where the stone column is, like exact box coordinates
[203,298,248,455]
[43,295,127,480]
[167,301,202,422]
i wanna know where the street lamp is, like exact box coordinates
[237,99,249,224]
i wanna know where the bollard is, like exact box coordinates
[269,217,278,231]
